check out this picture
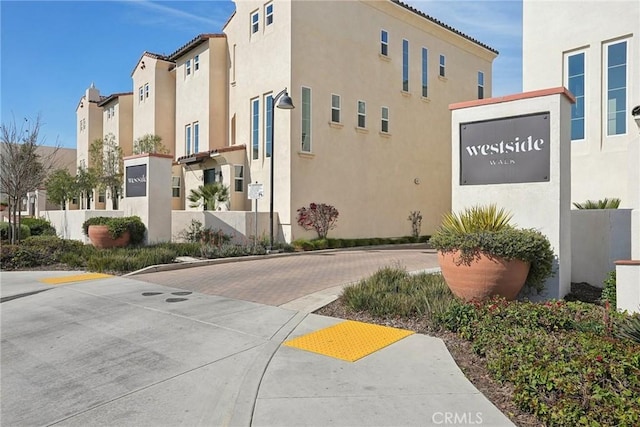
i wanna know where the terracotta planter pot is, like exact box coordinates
[438,250,530,301]
[88,225,130,249]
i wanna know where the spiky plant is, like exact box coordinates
[615,313,640,344]
[573,198,621,209]
[188,183,230,211]
[439,204,514,234]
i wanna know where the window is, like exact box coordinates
[439,54,446,77]
[381,106,389,133]
[606,40,627,136]
[251,98,259,159]
[301,87,311,152]
[194,55,200,71]
[98,191,105,203]
[186,59,192,76]
[185,124,192,155]
[357,100,366,128]
[172,177,181,198]
[265,3,273,26]
[144,83,149,98]
[567,52,585,140]
[106,108,111,119]
[251,11,259,34]
[203,168,216,185]
[265,94,273,157]
[234,165,244,192]
[477,71,485,99]
[331,94,341,123]
[80,118,86,132]
[381,30,388,56]
[402,39,409,92]
[193,122,199,153]
[421,47,428,97]
[139,86,143,102]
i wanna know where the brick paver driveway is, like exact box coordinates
[134,247,439,306]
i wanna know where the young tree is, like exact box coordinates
[296,203,339,239]
[133,134,169,155]
[45,169,76,210]
[76,163,97,209]
[89,133,123,210]
[188,183,229,211]
[0,115,59,243]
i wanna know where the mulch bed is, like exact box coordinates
[315,282,603,427]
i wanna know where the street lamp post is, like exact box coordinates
[269,88,295,252]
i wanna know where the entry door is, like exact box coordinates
[203,168,217,185]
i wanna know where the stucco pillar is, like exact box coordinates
[121,153,173,244]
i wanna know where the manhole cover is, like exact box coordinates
[142,292,163,296]
[171,291,192,296]
[166,298,188,303]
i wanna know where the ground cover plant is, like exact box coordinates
[317,267,640,427]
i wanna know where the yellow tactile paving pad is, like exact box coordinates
[39,273,112,285]
[284,320,414,362]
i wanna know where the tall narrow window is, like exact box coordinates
[186,59,192,76]
[477,71,485,99]
[331,94,341,123]
[265,94,273,157]
[194,55,200,71]
[402,39,409,92]
[251,98,259,160]
[234,165,244,192]
[185,124,192,155]
[251,11,259,34]
[172,176,181,197]
[380,30,388,56]
[144,83,149,98]
[381,106,389,133]
[567,52,585,140]
[606,40,627,136]
[357,100,366,128]
[301,87,311,152]
[139,87,143,102]
[439,54,446,77]
[193,122,199,153]
[421,47,428,97]
[265,3,273,26]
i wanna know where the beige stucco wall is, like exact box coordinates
[132,55,176,156]
[76,85,103,170]
[523,0,640,211]
[226,0,495,241]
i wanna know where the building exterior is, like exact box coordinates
[73,0,497,242]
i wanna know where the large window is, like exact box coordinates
[265,3,273,26]
[439,54,446,77]
[172,176,181,198]
[421,47,428,97]
[606,40,627,136]
[251,11,259,34]
[301,87,311,152]
[185,124,192,155]
[381,106,389,133]
[331,94,341,123]
[265,94,273,158]
[357,100,366,128]
[402,39,409,92]
[251,98,259,159]
[381,30,388,56]
[567,52,585,140]
[193,122,199,153]
[477,71,485,99]
[234,165,244,192]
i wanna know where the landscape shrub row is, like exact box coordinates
[291,235,429,251]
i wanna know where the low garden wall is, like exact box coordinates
[44,210,123,243]
[171,210,276,244]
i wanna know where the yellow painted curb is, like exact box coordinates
[40,273,113,285]
[284,320,414,362]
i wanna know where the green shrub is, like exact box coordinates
[312,238,328,250]
[342,267,455,319]
[601,270,616,308]
[0,223,31,241]
[153,242,201,257]
[21,217,56,236]
[326,238,343,248]
[615,313,640,344]
[87,247,176,273]
[573,198,621,209]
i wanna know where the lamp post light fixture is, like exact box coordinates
[269,88,295,252]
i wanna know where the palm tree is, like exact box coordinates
[188,183,230,211]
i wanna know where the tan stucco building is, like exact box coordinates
[74,0,497,242]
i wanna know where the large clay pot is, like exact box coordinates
[438,250,530,301]
[88,225,130,249]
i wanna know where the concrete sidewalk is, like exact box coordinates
[0,271,513,426]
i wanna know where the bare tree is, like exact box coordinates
[0,115,60,243]
[133,134,169,155]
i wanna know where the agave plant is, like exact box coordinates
[439,204,514,234]
[615,313,640,344]
[573,198,621,209]
[188,183,230,211]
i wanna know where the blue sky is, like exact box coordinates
[1,0,522,148]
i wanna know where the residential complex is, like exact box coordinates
[74,0,497,242]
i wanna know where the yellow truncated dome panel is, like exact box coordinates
[40,273,112,285]
[284,320,414,362]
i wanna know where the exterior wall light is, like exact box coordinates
[632,105,640,130]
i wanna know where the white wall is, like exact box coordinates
[171,210,276,245]
[44,210,123,243]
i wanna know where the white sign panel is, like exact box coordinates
[248,183,264,200]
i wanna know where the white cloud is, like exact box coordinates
[120,0,227,28]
